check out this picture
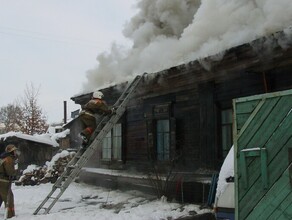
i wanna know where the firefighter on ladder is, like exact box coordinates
[79,90,114,148]
[0,144,19,218]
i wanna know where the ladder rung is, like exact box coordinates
[54,184,62,188]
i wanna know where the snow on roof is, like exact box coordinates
[47,126,60,134]
[0,131,60,147]
[44,129,70,145]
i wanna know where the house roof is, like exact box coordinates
[0,131,60,147]
[71,28,292,104]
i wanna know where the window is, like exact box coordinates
[102,124,122,161]
[112,124,122,159]
[156,119,170,160]
[221,109,233,158]
[145,102,175,161]
[102,132,111,160]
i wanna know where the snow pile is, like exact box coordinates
[22,165,40,175]
[45,150,74,171]
[215,146,234,199]
[16,150,75,186]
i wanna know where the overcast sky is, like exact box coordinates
[0,0,137,123]
[1,0,292,125]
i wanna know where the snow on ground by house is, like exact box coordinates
[4,150,213,219]
[0,182,212,220]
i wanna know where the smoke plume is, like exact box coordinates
[82,0,292,92]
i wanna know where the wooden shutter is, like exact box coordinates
[146,119,156,160]
[170,117,176,159]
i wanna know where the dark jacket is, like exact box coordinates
[0,152,16,180]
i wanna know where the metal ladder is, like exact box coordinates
[33,73,145,215]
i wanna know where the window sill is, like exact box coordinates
[101,159,124,169]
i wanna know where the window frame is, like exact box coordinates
[145,102,176,162]
[156,119,170,161]
[101,123,122,161]
[220,108,233,158]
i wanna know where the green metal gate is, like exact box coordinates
[233,89,292,220]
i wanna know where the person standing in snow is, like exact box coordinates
[0,144,19,218]
[79,90,114,147]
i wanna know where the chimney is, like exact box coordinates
[63,101,67,124]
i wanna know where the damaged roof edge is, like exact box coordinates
[71,27,292,102]
[71,80,130,105]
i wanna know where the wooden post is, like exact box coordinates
[63,101,67,124]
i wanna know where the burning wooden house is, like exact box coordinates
[69,30,292,203]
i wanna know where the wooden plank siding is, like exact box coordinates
[0,137,58,171]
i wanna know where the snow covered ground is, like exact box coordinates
[1,182,212,220]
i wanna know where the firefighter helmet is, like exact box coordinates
[92,90,104,99]
[5,144,18,153]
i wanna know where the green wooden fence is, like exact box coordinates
[233,89,292,220]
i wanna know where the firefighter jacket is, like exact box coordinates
[0,152,17,181]
[80,98,112,117]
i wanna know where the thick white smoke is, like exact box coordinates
[82,0,292,92]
